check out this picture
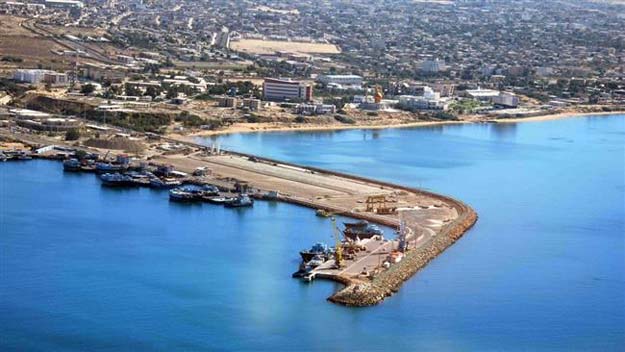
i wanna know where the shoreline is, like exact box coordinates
[173,110,625,140]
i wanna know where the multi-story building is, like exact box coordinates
[398,87,449,111]
[13,69,49,84]
[215,27,230,49]
[263,78,312,102]
[492,92,519,108]
[81,63,127,82]
[13,69,68,86]
[431,82,456,97]
[43,72,69,87]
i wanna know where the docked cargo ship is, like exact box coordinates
[342,220,384,241]
[299,242,330,263]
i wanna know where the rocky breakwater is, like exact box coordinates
[328,196,478,307]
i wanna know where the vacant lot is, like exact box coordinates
[0,15,69,69]
[0,15,36,37]
[231,39,341,55]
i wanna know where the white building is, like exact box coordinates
[398,87,449,111]
[295,104,336,115]
[13,69,68,86]
[44,0,83,8]
[465,88,501,101]
[14,69,48,84]
[263,78,313,102]
[317,74,363,89]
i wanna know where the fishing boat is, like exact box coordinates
[224,194,254,208]
[126,172,152,187]
[201,185,220,196]
[306,255,326,268]
[342,220,384,241]
[149,177,182,189]
[203,195,236,204]
[95,162,126,174]
[169,185,205,202]
[169,188,196,202]
[299,242,330,263]
[63,158,81,171]
[100,173,134,186]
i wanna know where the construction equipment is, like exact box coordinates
[365,194,396,214]
[331,217,343,268]
[397,208,421,252]
[398,211,409,252]
[373,85,384,103]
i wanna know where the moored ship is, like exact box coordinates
[342,220,384,241]
[299,242,330,263]
[100,173,134,186]
[95,162,126,174]
[149,177,182,189]
[224,194,254,208]
[169,185,208,202]
[63,158,81,171]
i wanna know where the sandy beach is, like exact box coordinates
[173,110,625,140]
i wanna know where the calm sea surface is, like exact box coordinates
[1,115,623,351]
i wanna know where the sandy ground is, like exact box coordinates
[0,16,70,69]
[172,110,624,139]
[493,110,625,123]
[231,39,341,55]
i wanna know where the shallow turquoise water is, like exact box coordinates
[1,115,624,351]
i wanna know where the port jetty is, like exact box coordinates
[1,129,477,307]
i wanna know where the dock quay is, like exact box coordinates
[1,129,477,307]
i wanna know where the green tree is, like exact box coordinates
[65,128,81,141]
[80,84,96,95]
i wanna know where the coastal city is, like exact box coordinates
[0,0,623,138]
[1,0,624,351]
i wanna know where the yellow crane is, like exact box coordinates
[373,85,384,104]
[331,217,343,268]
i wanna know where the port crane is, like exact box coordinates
[331,217,343,268]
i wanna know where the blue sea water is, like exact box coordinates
[1,115,624,351]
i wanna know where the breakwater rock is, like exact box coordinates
[329,202,478,307]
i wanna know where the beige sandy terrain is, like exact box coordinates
[174,110,624,138]
[231,39,341,55]
[0,16,68,68]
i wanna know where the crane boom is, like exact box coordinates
[331,217,343,268]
